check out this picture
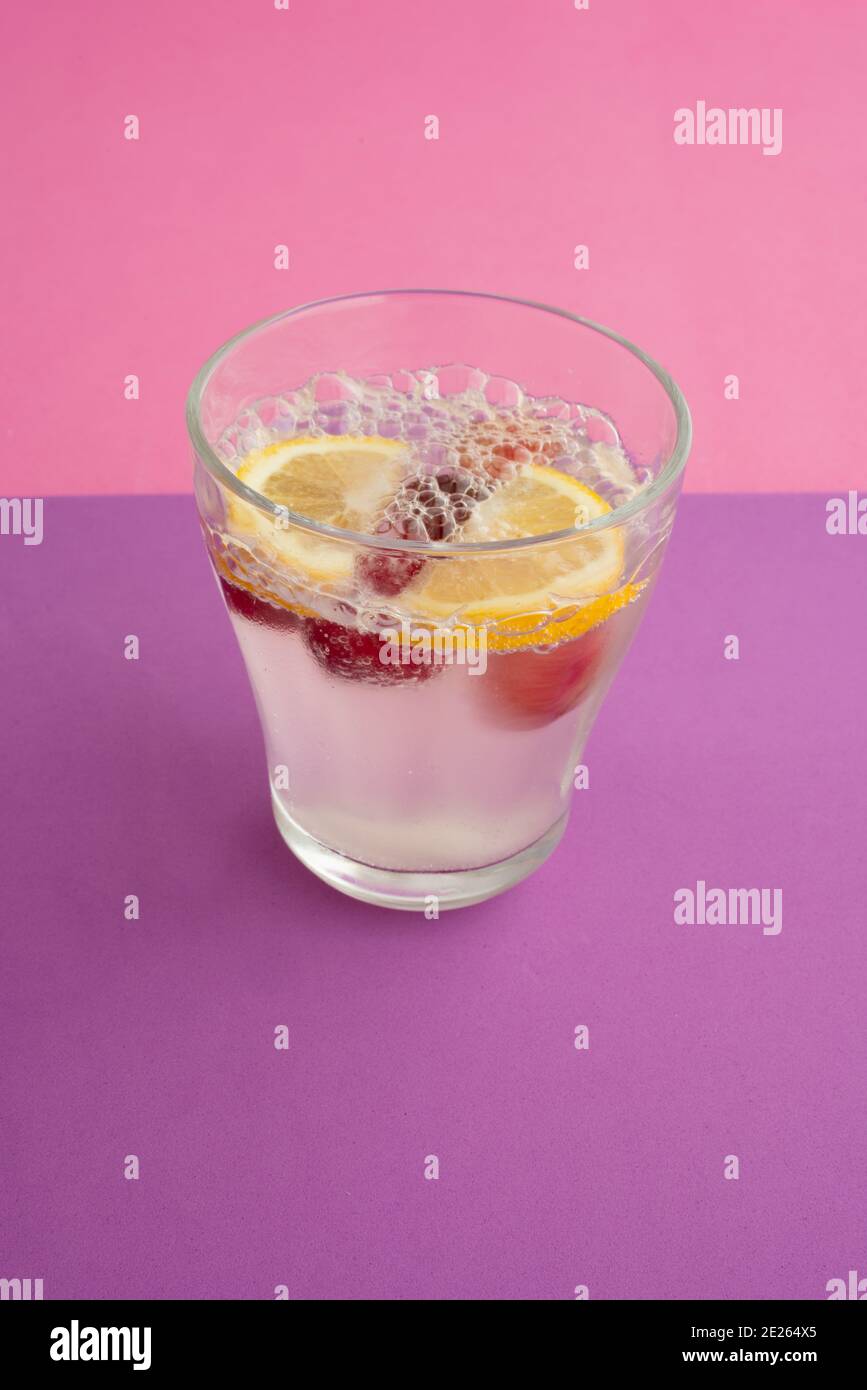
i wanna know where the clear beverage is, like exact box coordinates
[189,293,690,909]
[223,574,650,873]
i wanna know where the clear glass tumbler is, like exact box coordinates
[187,290,690,910]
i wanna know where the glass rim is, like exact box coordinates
[186,288,692,555]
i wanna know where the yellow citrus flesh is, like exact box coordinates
[479,586,643,653]
[405,463,630,636]
[225,443,638,648]
[229,435,408,584]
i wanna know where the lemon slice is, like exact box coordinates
[229,435,409,584]
[407,463,626,624]
[223,444,638,649]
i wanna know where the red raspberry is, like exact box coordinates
[302,617,439,684]
[355,549,424,598]
[219,577,300,631]
[458,418,567,480]
[486,625,609,729]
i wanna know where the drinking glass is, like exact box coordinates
[187,290,691,910]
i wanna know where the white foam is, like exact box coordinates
[219,365,644,538]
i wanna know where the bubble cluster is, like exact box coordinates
[387,465,494,542]
[216,364,645,536]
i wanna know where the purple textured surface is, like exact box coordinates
[1,494,865,1301]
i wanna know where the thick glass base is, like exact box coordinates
[272,793,568,911]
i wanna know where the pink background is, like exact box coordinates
[1,0,864,497]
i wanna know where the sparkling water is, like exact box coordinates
[208,365,656,875]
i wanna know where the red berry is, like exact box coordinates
[302,617,438,684]
[219,576,300,632]
[486,625,609,729]
[356,549,424,598]
[385,467,492,543]
[458,418,567,480]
